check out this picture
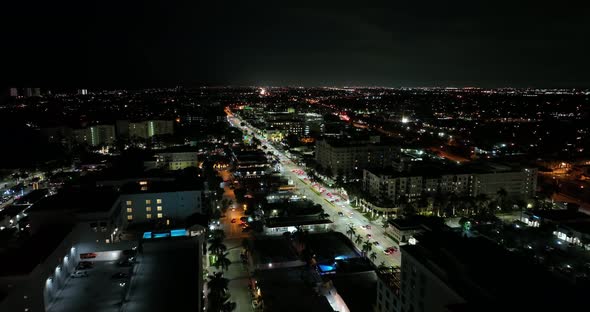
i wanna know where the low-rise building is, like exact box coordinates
[119,180,203,225]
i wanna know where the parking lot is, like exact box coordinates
[47,260,133,312]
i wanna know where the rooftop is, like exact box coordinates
[28,188,119,213]
[388,215,446,231]
[402,231,585,310]
[255,267,333,312]
[0,225,74,276]
[526,209,590,223]
[119,180,204,194]
[330,270,378,312]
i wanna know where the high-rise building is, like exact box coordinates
[129,120,174,139]
[9,88,18,97]
[73,124,116,146]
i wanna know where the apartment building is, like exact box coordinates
[72,124,116,146]
[129,120,174,139]
[120,180,203,224]
[315,136,398,176]
[363,163,537,204]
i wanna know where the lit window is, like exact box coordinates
[105,239,110,244]
[157,199,162,204]
[157,213,163,218]
[126,201,132,206]
[139,181,148,185]
[166,219,170,225]
[157,206,163,211]
[127,208,133,213]
[146,199,151,204]
[146,207,152,212]
[146,214,152,219]
[127,215,133,220]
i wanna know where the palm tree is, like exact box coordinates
[362,240,373,257]
[346,225,356,240]
[208,238,227,256]
[474,194,489,215]
[207,272,231,312]
[496,188,508,211]
[355,234,363,245]
[369,252,377,262]
[242,238,251,255]
[214,253,232,272]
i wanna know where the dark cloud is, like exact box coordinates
[2,1,589,87]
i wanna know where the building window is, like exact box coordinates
[146,214,152,219]
[146,199,151,204]
[146,207,152,212]
[157,199,162,204]
[157,213,163,218]
[157,206,163,211]
[126,200,132,206]
[127,215,133,220]
[127,208,133,213]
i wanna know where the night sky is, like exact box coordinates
[3,1,590,88]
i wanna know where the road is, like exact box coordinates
[227,113,401,267]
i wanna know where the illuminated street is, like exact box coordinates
[228,113,401,267]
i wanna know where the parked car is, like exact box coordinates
[76,261,94,270]
[337,212,344,217]
[71,271,89,278]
